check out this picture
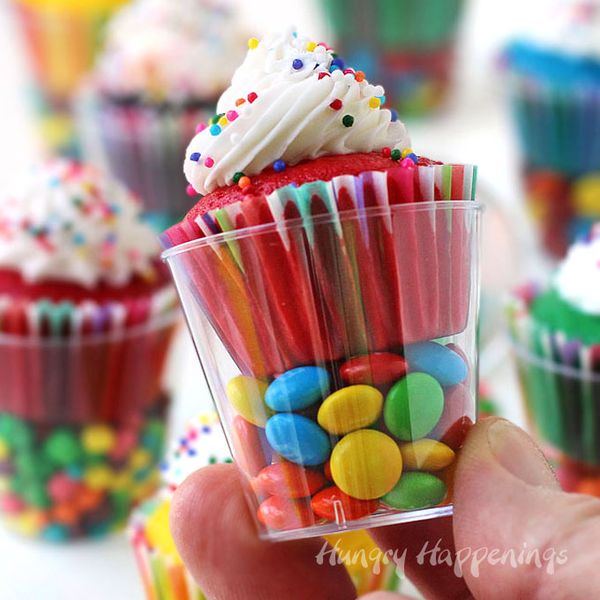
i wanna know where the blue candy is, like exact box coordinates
[265,414,330,466]
[405,342,467,387]
[265,366,330,411]
[42,523,70,542]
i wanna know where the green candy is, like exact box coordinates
[384,373,444,441]
[43,429,82,466]
[382,472,447,510]
[23,482,50,509]
[0,415,34,450]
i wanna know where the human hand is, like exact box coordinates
[170,417,600,599]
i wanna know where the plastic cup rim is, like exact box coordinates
[162,200,482,261]
[0,308,180,349]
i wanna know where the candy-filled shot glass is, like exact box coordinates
[164,199,481,541]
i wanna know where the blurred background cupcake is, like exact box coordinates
[0,158,178,541]
[129,412,400,599]
[508,226,600,497]
[76,0,245,231]
[11,0,128,156]
[504,0,600,259]
[318,0,465,117]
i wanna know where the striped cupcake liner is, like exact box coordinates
[508,289,600,466]
[12,1,125,103]
[0,287,179,424]
[163,164,478,379]
[76,91,216,229]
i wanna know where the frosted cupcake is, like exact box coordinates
[12,0,127,156]
[162,30,480,541]
[77,0,245,230]
[0,159,178,541]
[129,413,399,599]
[504,0,600,257]
[509,227,600,494]
[319,0,465,116]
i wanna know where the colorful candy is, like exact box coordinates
[256,495,314,531]
[311,486,379,522]
[317,385,383,435]
[0,404,166,541]
[330,430,402,500]
[221,343,473,533]
[253,463,326,498]
[265,367,330,412]
[382,472,447,510]
[384,373,444,441]
[339,353,407,385]
[226,375,271,427]
[399,440,455,471]
[405,342,467,386]
[265,414,330,466]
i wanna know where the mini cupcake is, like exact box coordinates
[77,0,245,230]
[0,158,178,541]
[129,413,399,599]
[508,227,600,494]
[12,0,127,156]
[162,30,480,540]
[504,0,600,257]
[319,0,465,116]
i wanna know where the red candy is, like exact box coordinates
[339,353,407,385]
[439,416,473,451]
[431,383,473,450]
[311,486,380,522]
[253,462,326,498]
[233,416,271,477]
[257,496,315,531]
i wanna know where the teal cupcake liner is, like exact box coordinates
[509,74,600,176]
[321,0,464,51]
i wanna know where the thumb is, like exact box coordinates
[454,417,600,598]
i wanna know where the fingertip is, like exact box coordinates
[170,463,357,599]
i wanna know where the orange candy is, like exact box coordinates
[253,462,326,499]
[257,496,315,531]
[311,486,379,522]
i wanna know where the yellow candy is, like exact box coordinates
[368,97,381,109]
[573,175,600,216]
[81,424,115,455]
[317,385,383,435]
[226,375,271,427]
[330,430,402,500]
[218,116,228,127]
[132,480,158,502]
[306,41,317,51]
[401,148,414,159]
[13,510,45,537]
[400,439,455,472]
[128,448,153,471]
[0,439,9,460]
[111,470,133,492]
[248,37,259,49]
[84,465,114,490]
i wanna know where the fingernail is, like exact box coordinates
[487,419,557,488]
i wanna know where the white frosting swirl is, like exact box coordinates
[526,0,600,60]
[184,29,411,195]
[96,0,245,102]
[554,229,600,314]
[0,159,160,287]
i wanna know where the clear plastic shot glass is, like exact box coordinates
[164,202,481,541]
[0,312,178,541]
